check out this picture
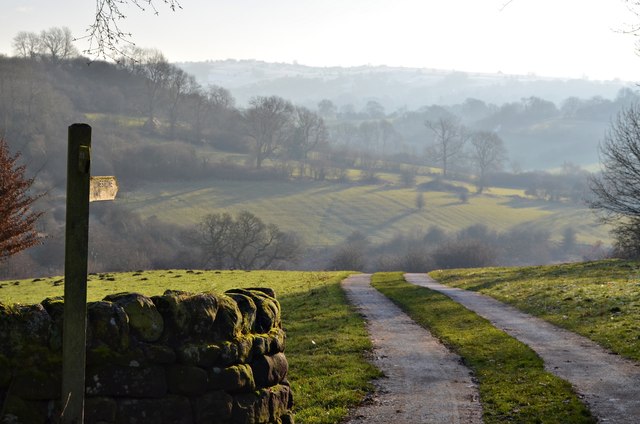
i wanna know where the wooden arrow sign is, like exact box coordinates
[89,176,118,202]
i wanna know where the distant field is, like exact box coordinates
[117,178,610,246]
[0,270,379,424]
[431,259,640,362]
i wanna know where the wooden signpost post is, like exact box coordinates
[61,124,117,423]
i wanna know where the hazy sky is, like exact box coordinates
[2,0,640,80]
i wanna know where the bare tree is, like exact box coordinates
[469,130,507,193]
[364,100,385,119]
[208,85,235,110]
[317,99,337,119]
[197,210,301,270]
[40,27,78,61]
[197,212,235,269]
[12,32,42,58]
[328,231,368,271]
[138,49,171,124]
[167,66,196,138]
[83,0,182,60]
[288,106,328,176]
[589,104,640,220]
[244,96,294,169]
[425,116,467,178]
[0,138,43,261]
[378,119,401,157]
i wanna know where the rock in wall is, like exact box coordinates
[0,288,294,424]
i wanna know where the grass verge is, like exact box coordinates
[371,272,594,424]
[430,259,640,362]
[0,270,380,424]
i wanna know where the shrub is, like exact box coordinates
[432,239,496,269]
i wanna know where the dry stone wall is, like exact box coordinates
[0,287,294,424]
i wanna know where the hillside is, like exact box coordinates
[177,60,638,170]
[119,176,608,247]
[0,53,618,277]
[178,59,633,109]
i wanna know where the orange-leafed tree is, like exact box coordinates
[0,138,43,261]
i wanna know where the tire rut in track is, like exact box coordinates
[404,273,640,424]
[341,274,482,424]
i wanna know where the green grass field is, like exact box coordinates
[431,259,640,362]
[372,272,594,423]
[4,261,639,422]
[117,178,609,247]
[0,270,380,424]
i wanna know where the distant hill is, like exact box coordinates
[178,59,634,110]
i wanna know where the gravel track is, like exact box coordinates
[404,273,640,424]
[341,274,483,424]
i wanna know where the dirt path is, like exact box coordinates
[404,273,640,424]
[341,274,482,424]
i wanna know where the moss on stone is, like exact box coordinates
[225,291,257,334]
[152,290,219,343]
[41,297,64,351]
[2,395,58,423]
[104,292,164,343]
[226,289,281,334]
[0,354,11,388]
[212,294,243,342]
[177,343,221,367]
[87,301,130,352]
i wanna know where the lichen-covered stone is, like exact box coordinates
[0,304,53,357]
[86,346,124,368]
[213,295,243,341]
[116,396,193,424]
[193,390,233,424]
[87,301,130,352]
[41,296,64,350]
[166,364,208,396]
[231,390,271,424]
[1,288,294,424]
[177,343,221,367]
[269,384,292,422]
[0,302,12,356]
[209,364,255,393]
[236,337,254,364]
[225,291,257,334]
[1,395,58,424]
[218,338,253,367]
[140,342,176,364]
[10,369,60,400]
[152,290,218,343]
[0,390,6,416]
[281,379,294,410]
[268,328,286,354]
[104,293,164,343]
[226,289,281,334]
[0,354,11,388]
[280,412,295,424]
[252,336,269,358]
[251,353,288,389]
[86,365,167,398]
[245,288,277,299]
[85,396,117,423]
